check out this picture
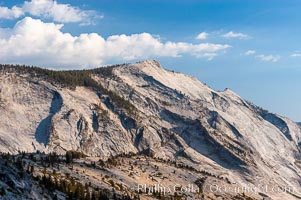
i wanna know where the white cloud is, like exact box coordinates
[0,6,24,19]
[243,50,280,62]
[244,50,256,55]
[196,32,208,40]
[0,17,231,69]
[290,53,301,57]
[256,54,280,62]
[0,0,100,24]
[222,31,249,39]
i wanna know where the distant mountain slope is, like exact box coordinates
[1,60,301,199]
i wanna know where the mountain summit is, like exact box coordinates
[0,61,301,199]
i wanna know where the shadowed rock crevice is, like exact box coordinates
[92,111,99,133]
[211,92,230,111]
[120,114,136,131]
[249,103,293,141]
[35,91,62,146]
[263,113,292,141]
[207,110,242,138]
[160,109,245,170]
[134,127,144,148]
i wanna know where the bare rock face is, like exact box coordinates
[1,60,301,199]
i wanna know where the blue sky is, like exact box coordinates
[0,0,300,121]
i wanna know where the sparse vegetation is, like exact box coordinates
[0,64,137,116]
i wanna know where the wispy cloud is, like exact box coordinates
[243,50,280,62]
[0,0,101,25]
[222,31,249,39]
[0,17,231,69]
[290,53,301,57]
[244,50,256,55]
[196,32,208,40]
[256,54,280,62]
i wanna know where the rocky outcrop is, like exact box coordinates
[1,60,301,199]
